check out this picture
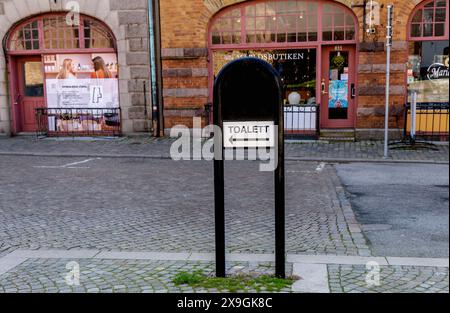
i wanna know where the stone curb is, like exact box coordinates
[0,152,448,165]
[2,249,448,268]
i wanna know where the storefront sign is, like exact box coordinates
[427,63,449,81]
[225,52,305,62]
[223,121,275,148]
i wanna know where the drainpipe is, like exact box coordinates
[148,0,164,137]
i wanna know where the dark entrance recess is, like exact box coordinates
[213,57,286,278]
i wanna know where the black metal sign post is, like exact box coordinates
[213,57,285,279]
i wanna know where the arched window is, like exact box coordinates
[6,14,115,53]
[409,0,449,40]
[210,0,357,47]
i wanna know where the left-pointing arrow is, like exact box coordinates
[229,136,270,144]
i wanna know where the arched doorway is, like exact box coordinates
[4,13,119,135]
[406,0,449,139]
[208,0,358,133]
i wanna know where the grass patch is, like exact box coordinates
[173,271,298,292]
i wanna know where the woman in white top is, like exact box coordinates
[56,59,77,79]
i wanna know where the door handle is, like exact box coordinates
[321,80,328,95]
[351,83,356,99]
[14,94,22,105]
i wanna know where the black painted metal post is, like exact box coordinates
[275,90,286,279]
[214,158,226,278]
[214,76,226,278]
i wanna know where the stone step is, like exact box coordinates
[319,137,356,142]
[320,129,356,142]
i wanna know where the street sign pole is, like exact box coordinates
[275,92,285,279]
[213,83,226,278]
[384,5,394,158]
[214,158,226,278]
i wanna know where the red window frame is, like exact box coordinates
[6,13,116,55]
[209,0,358,49]
[408,0,449,41]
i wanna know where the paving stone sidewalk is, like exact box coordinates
[328,264,449,293]
[0,136,448,162]
[0,259,294,293]
[0,257,447,293]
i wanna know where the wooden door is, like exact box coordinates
[320,45,356,128]
[16,57,46,132]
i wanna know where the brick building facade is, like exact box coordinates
[0,0,152,135]
[160,0,449,139]
[0,0,447,139]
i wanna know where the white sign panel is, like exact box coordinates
[223,121,275,148]
[45,79,119,109]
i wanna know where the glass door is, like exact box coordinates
[320,45,356,128]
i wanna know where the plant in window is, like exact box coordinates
[332,54,345,70]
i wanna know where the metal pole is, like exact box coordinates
[213,86,225,278]
[384,5,394,158]
[148,0,164,137]
[275,112,285,279]
[214,158,226,278]
[411,91,417,144]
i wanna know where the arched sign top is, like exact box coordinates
[214,57,283,123]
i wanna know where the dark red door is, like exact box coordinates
[320,45,356,128]
[16,57,46,132]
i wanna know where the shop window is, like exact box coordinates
[410,0,448,39]
[407,41,449,105]
[213,49,317,106]
[211,0,356,46]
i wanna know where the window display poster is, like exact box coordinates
[329,80,348,109]
[43,53,120,133]
[44,53,119,109]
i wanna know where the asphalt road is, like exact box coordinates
[336,163,449,258]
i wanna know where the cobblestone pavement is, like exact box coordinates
[0,156,369,258]
[328,264,449,293]
[0,136,448,162]
[0,257,447,293]
[0,259,293,293]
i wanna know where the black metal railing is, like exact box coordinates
[404,103,449,142]
[36,108,121,138]
[284,104,320,139]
